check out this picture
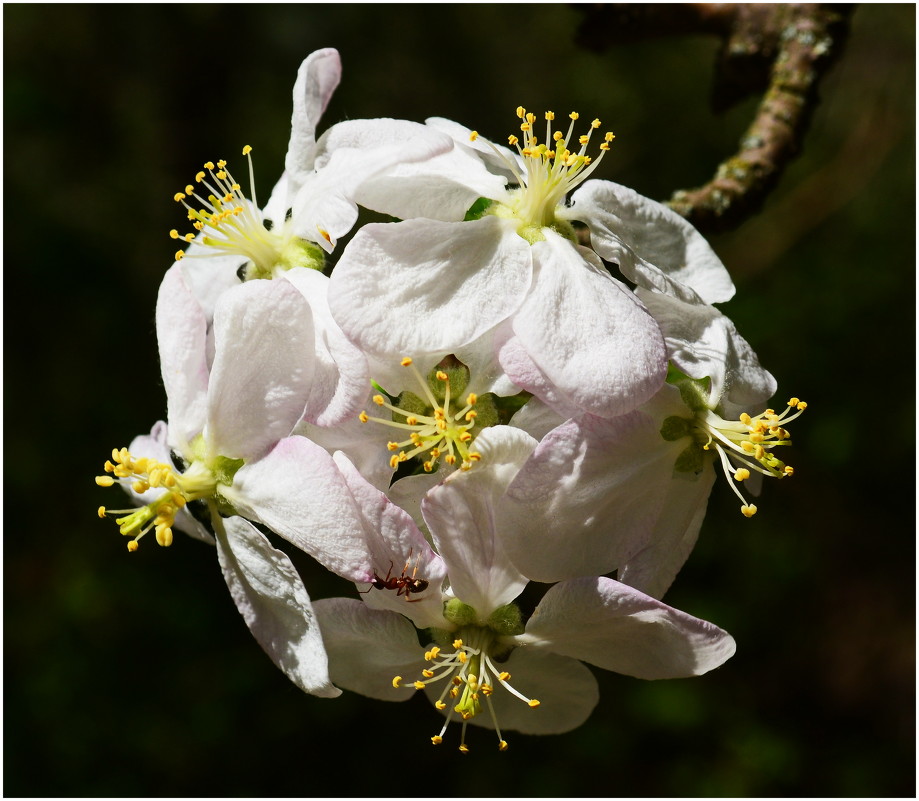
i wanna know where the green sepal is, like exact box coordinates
[660,415,693,442]
[464,197,493,221]
[492,391,532,424]
[210,455,245,486]
[665,364,712,413]
[674,442,705,474]
[486,603,524,637]
[443,598,479,627]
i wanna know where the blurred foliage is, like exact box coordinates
[4,4,914,797]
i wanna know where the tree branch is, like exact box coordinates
[575,4,855,234]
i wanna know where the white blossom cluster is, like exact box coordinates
[96,50,806,753]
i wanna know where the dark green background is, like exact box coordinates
[5,4,914,796]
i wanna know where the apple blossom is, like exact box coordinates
[312,427,736,752]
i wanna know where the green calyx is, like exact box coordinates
[666,364,713,413]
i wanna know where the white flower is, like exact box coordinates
[311,427,736,751]
[497,374,807,600]
[326,108,670,420]
[96,270,396,695]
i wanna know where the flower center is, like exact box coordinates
[170,146,324,279]
[391,625,539,754]
[359,357,483,473]
[95,446,221,550]
[663,397,807,517]
[471,106,615,238]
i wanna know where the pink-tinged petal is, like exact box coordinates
[508,396,568,442]
[386,471,444,534]
[328,217,531,359]
[333,452,448,631]
[421,427,536,614]
[313,597,423,702]
[223,436,373,582]
[618,464,716,600]
[285,48,342,197]
[497,333,584,420]
[569,180,735,304]
[500,411,686,583]
[524,576,736,679]
[315,118,505,221]
[206,279,315,460]
[509,232,667,418]
[425,646,599,736]
[637,288,777,411]
[215,516,339,698]
[156,264,209,454]
[166,249,245,323]
[127,422,214,545]
[280,268,369,427]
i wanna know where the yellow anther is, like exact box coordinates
[480,684,494,696]
[392,676,402,688]
[605,131,615,141]
[413,680,426,690]
[97,506,107,518]
[155,526,173,548]
[431,736,443,745]
[591,118,601,128]
[508,135,519,145]
[599,142,610,151]
[436,371,448,382]
[406,416,418,426]
[422,669,434,678]
[458,651,467,663]
[784,466,795,476]
[387,442,399,451]
[526,112,536,124]
[453,639,463,649]
[796,401,808,411]
[499,672,511,681]
[127,541,139,553]
[95,476,115,487]
[373,395,385,406]
[741,441,756,453]
[528,699,541,708]
[466,393,477,405]
[428,646,441,660]
[435,701,446,710]
[569,111,579,120]
[169,229,180,239]
[195,171,205,183]
[458,744,470,754]
[217,159,227,168]
[444,455,457,466]
[390,455,400,469]
[498,740,508,751]
[516,106,526,118]
[401,357,413,367]
[242,145,252,155]
[175,250,185,261]
[469,131,479,141]
[204,161,215,169]
[359,411,369,423]
[734,468,751,481]
[185,184,194,195]
[468,452,481,462]
[173,192,185,202]
[578,134,589,145]
[788,397,800,406]
[545,111,555,120]
[741,504,758,518]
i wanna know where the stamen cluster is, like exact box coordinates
[359,357,482,473]
[392,632,540,754]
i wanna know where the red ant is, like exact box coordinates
[359,549,430,602]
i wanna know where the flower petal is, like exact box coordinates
[284,48,342,197]
[156,264,210,454]
[507,231,667,418]
[421,426,536,614]
[524,576,736,679]
[215,515,339,698]
[570,179,735,304]
[206,279,315,460]
[637,288,777,411]
[500,410,686,583]
[333,451,449,631]
[280,268,369,427]
[313,597,422,702]
[617,464,716,600]
[224,436,373,582]
[315,118,506,220]
[328,217,531,359]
